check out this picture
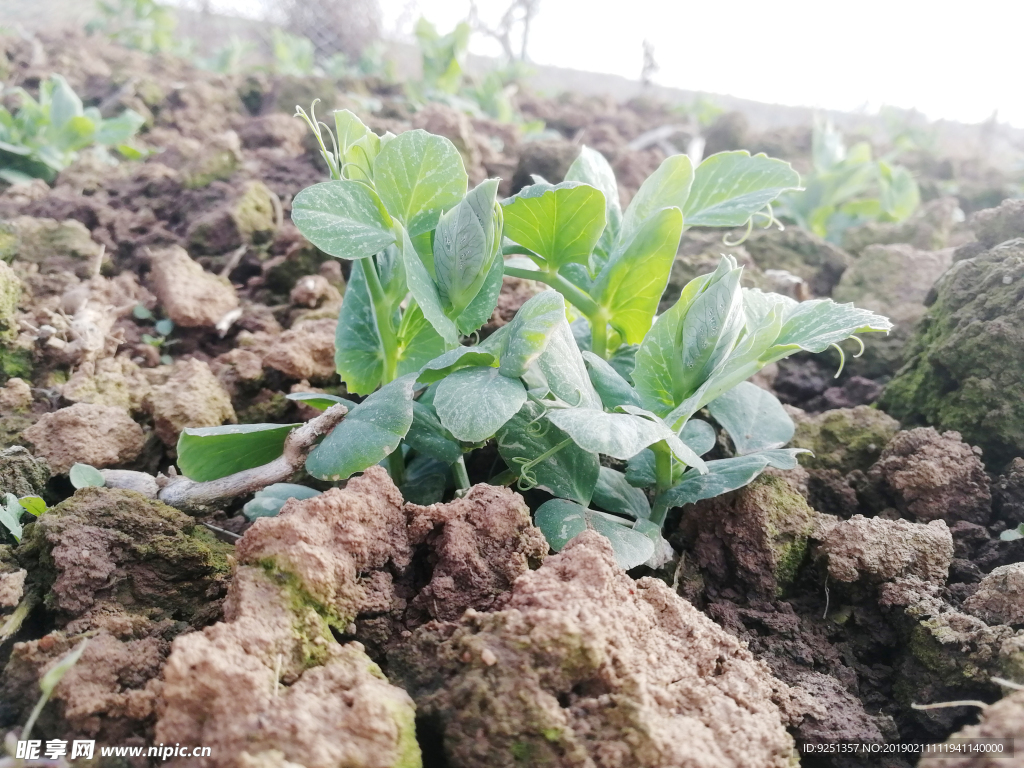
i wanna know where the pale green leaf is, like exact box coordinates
[286,393,355,411]
[501,181,606,270]
[434,366,527,443]
[582,351,642,409]
[619,154,692,245]
[418,347,498,383]
[243,483,321,521]
[69,463,106,489]
[498,290,566,379]
[291,180,396,260]
[373,129,468,236]
[434,178,502,316]
[535,499,655,570]
[565,145,621,252]
[683,151,801,227]
[707,382,794,455]
[17,496,46,517]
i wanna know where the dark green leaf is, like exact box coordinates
[334,262,384,394]
[177,423,299,482]
[433,366,527,443]
[455,251,504,336]
[418,347,498,383]
[707,382,794,455]
[582,351,642,409]
[396,302,449,377]
[373,129,468,236]
[401,225,460,346]
[497,401,599,506]
[291,180,396,260]
[305,375,416,481]
[534,499,655,570]
[406,400,462,464]
[593,467,651,519]
[400,455,450,505]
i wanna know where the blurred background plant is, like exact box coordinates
[776,116,921,242]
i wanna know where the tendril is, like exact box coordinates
[850,335,865,358]
[830,342,846,378]
[722,217,754,247]
[510,437,575,492]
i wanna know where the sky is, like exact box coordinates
[379,0,1023,128]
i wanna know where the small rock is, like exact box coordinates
[148,245,240,328]
[970,197,1024,247]
[186,180,278,255]
[0,260,21,339]
[511,138,581,193]
[236,113,307,154]
[818,514,953,584]
[289,274,342,309]
[0,377,32,410]
[743,225,851,296]
[994,458,1024,526]
[0,568,26,608]
[61,355,151,412]
[867,428,991,525]
[261,318,337,382]
[150,358,236,445]
[964,564,1024,626]
[22,403,144,473]
[0,445,50,498]
[832,243,953,377]
[842,197,961,254]
[3,216,102,278]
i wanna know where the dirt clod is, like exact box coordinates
[148,245,240,328]
[22,402,145,473]
[964,564,1024,626]
[867,428,992,525]
[150,357,236,445]
[818,514,953,584]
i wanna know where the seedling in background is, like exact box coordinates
[165,112,890,570]
[0,493,47,543]
[0,75,146,185]
[133,304,175,364]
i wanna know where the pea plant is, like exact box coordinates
[121,109,890,569]
[0,75,145,185]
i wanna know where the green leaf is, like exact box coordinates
[95,110,145,146]
[333,262,384,394]
[418,347,498,383]
[455,248,504,336]
[501,182,606,270]
[534,320,602,410]
[39,637,89,697]
[406,400,462,464]
[291,181,396,260]
[593,206,683,344]
[373,129,468,236]
[683,151,801,227]
[305,375,416,481]
[400,455,450,505]
[286,392,356,411]
[497,400,599,506]
[401,225,460,346]
[619,154,692,245]
[17,496,46,517]
[544,407,706,469]
[565,145,621,253]
[769,299,893,356]
[177,423,299,482]
[433,366,527,443]
[1000,525,1024,542]
[243,483,321,521]
[534,499,655,570]
[434,178,502,317]
[396,302,449,377]
[498,290,566,379]
[582,351,642,409]
[69,463,106,489]
[658,454,773,509]
[48,75,83,130]
[681,419,717,456]
[1,494,23,542]
[707,382,794,455]
[677,263,745,399]
[593,467,651,519]
[333,109,373,158]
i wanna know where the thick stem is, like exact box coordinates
[649,441,675,527]
[588,309,610,359]
[360,257,399,384]
[100,404,349,513]
[453,455,471,490]
[504,266,602,317]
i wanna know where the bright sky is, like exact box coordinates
[381,0,1023,128]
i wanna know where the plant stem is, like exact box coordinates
[360,258,399,385]
[649,441,675,527]
[504,266,602,317]
[453,455,471,490]
[589,309,609,359]
[361,258,406,480]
